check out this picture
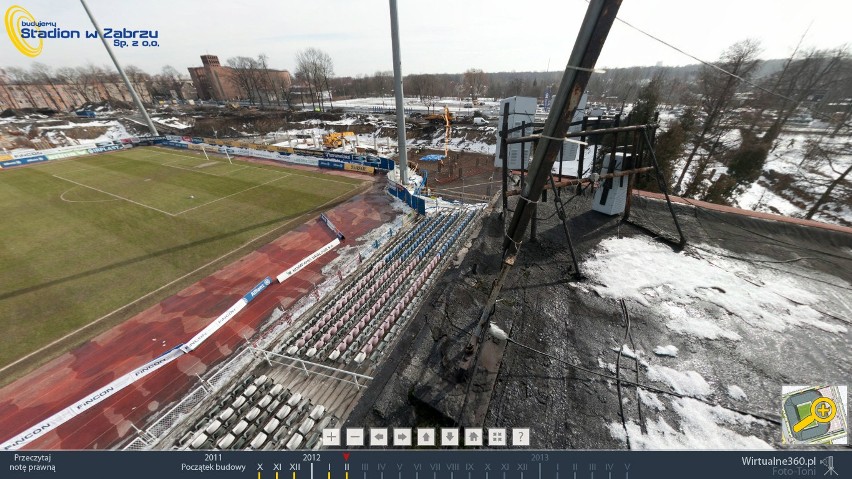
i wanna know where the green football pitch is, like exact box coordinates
[0,146,364,377]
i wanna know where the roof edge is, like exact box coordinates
[634,190,852,235]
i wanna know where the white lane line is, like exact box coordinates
[51,174,177,217]
[173,176,288,216]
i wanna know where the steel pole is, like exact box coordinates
[80,0,158,136]
[388,0,408,185]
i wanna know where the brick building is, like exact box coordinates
[187,54,291,102]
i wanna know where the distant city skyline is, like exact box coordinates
[2,0,849,77]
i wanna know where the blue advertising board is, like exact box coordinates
[242,277,272,303]
[324,151,354,161]
[0,155,48,168]
[318,159,345,170]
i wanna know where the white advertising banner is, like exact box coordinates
[276,238,340,283]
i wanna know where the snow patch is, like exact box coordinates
[489,322,509,341]
[608,397,772,449]
[653,345,679,357]
[645,365,712,397]
[727,385,748,401]
[583,236,848,338]
[638,390,666,411]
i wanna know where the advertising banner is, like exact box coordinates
[0,155,48,168]
[242,277,272,303]
[344,163,375,174]
[276,238,340,283]
[273,155,319,167]
[324,151,354,161]
[1,345,184,451]
[87,145,123,154]
[292,148,325,158]
[318,159,344,170]
[180,299,247,353]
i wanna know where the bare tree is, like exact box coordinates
[762,47,848,145]
[462,68,488,102]
[226,56,265,104]
[295,47,334,110]
[407,74,441,113]
[30,63,69,111]
[4,67,40,108]
[675,39,762,195]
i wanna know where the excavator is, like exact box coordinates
[423,105,453,125]
[322,131,356,149]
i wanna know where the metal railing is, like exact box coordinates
[249,347,373,390]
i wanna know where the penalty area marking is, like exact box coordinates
[59,187,119,203]
[149,147,361,186]
[159,159,262,179]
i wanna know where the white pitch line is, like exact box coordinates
[159,159,273,179]
[51,174,177,217]
[148,147,361,186]
[173,176,288,215]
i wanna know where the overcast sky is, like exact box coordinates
[2,0,850,76]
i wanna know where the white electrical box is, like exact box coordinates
[494,96,537,170]
[554,93,588,176]
[592,152,628,215]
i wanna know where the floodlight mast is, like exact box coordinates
[388,0,408,185]
[79,0,159,136]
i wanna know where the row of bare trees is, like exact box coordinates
[629,39,851,222]
[294,48,334,110]
[0,62,200,111]
[224,54,292,107]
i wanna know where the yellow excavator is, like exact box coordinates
[322,131,356,149]
[424,106,453,125]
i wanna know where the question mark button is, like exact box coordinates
[512,428,530,446]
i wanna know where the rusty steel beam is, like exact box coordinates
[458,0,623,426]
[503,0,623,252]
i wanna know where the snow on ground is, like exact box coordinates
[584,236,849,340]
[661,302,742,341]
[608,396,772,449]
[154,116,192,129]
[601,343,772,448]
[653,345,679,357]
[727,385,748,401]
[645,365,712,397]
[638,390,666,411]
[37,120,131,146]
[735,132,852,225]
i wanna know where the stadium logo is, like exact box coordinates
[4,5,43,57]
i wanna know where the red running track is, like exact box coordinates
[0,184,397,449]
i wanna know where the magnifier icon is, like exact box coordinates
[792,397,836,433]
